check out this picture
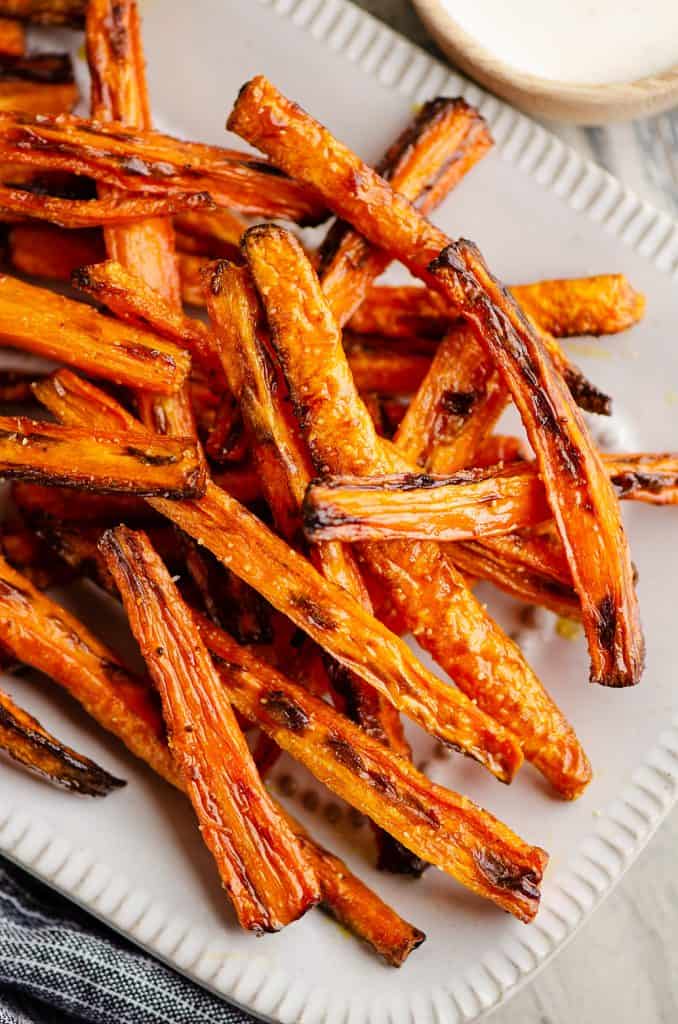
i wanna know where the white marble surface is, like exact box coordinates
[354,3,678,1023]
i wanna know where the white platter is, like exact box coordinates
[2,1,678,1022]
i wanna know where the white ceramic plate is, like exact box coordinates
[2,2,678,1022]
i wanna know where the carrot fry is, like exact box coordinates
[101,526,320,933]
[0,274,190,394]
[303,464,552,543]
[0,553,177,784]
[0,110,327,223]
[351,277,645,340]
[0,415,205,496]
[212,462,262,505]
[0,1,85,25]
[0,18,25,55]
[241,223,591,798]
[229,78,643,687]
[0,80,77,113]
[475,434,529,468]
[278,810,425,965]
[0,184,213,226]
[318,97,492,326]
[71,259,221,380]
[304,452,678,542]
[197,613,547,923]
[203,393,247,464]
[177,251,208,305]
[431,241,644,686]
[204,258,417,873]
[0,686,125,795]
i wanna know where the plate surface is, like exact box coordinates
[2,2,678,1023]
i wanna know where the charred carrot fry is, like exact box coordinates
[0,110,327,223]
[0,274,190,393]
[0,415,205,496]
[230,78,643,687]
[71,260,221,380]
[303,464,552,543]
[196,612,547,923]
[319,97,492,326]
[351,277,645,340]
[0,686,125,795]
[204,258,417,873]
[304,452,678,542]
[0,1,85,25]
[32,358,523,782]
[203,394,247,464]
[12,480,152,526]
[0,184,213,226]
[0,554,177,784]
[101,526,320,933]
[0,18,25,55]
[242,223,591,798]
[431,241,644,686]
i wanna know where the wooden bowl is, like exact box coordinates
[412,0,678,124]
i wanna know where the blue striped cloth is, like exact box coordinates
[0,860,253,1024]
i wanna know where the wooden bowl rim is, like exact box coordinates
[412,0,678,121]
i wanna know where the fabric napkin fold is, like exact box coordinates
[0,860,254,1024]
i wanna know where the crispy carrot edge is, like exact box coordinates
[0,685,125,795]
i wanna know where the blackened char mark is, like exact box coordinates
[612,470,676,497]
[124,446,179,467]
[439,389,479,418]
[473,848,541,902]
[596,593,617,657]
[288,592,337,632]
[260,690,309,734]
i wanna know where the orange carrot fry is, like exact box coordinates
[0,274,190,394]
[197,613,548,923]
[0,184,213,226]
[0,110,327,223]
[0,553,177,785]
[318,97,492,326]
[101,526,320,933]
[241,223,590,798]
[8,223,105,281]
[229,77,643,688]
[351,277,645,340]
[0,685,125,795]
[0,415,205,496]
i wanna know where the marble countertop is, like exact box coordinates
[355,4,678,1023]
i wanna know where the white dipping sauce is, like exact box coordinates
[441,0,678,85]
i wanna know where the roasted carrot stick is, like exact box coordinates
[12,481,152,527]
[350,277,646,340]
[33,364,521,781]
[8,223,105,281]
[204,258,417,873]
[0,686,125,795]
[318,97,492,326]
[344,338,432,395]
[0,17,24,54]
[229,78,643,688]
[304,452,678,542]
[0,1,85,25]
[71,260,221,381]
[0,184,213,226]
[278,809,424,965]
[0,553,177,784]
[0,415,205,496]
[0,110,327,223]
[431,241,644,686]
[100,525,320,933]
[0,274,190,394]
[174,207,247,259]
[196,612,547,923]
[474,434,529,468]
[241,223,591,798]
